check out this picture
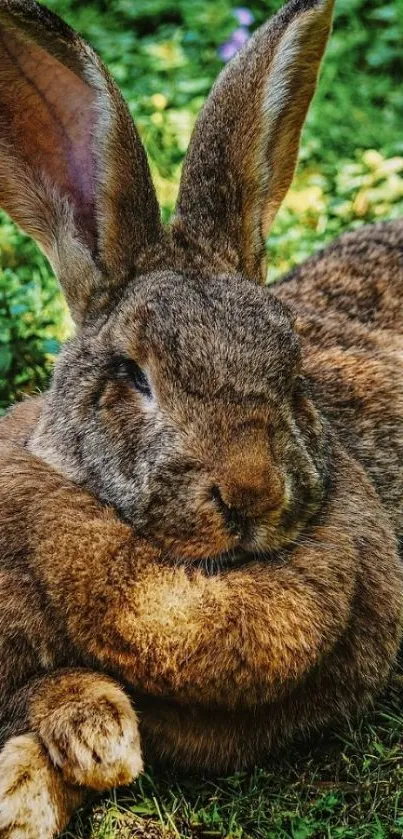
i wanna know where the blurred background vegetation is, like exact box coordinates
[1,0,403,411]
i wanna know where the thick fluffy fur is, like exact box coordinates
[0,0,403,836]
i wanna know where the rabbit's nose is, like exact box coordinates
[211,485,248,536]
[210,467,284,534]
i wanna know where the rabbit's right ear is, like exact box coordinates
[0,0,162,324]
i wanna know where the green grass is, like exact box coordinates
[1,0,403,835]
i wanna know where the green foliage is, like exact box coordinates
[0,214,67,412]
[270,150,403,279]
[1,0,402,409]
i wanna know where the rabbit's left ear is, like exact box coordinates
[173,0,334,283]
[0,0,162,324]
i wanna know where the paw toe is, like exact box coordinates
[39,681,143,791]
[0,733,76,839]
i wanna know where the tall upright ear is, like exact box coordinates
[172,0,334,283]
[0,0,163,324]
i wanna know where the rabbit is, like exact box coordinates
[0,0,403,836]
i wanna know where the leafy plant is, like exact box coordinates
[0,214,68,412]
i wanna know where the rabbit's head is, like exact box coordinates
[0,0,334,565]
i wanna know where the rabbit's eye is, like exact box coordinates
[112,356,152,397]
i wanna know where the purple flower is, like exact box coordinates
[218,27,250,62]
[234,7,255,27]
[231,27,250,47]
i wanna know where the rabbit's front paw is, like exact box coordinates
[36,677,143,791]
[0,733,81,839]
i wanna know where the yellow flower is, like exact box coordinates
[284,185,325,214]
[362,149,383,169]
[151,93,168,111]
[146,42,185,68]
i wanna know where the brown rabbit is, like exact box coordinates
[0,0,403,836]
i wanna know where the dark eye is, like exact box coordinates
[112,356,152,397]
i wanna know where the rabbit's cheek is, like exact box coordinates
[249,453,325,551]
[135,488,237,561]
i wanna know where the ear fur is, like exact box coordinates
[172,0,335,283]
[0,0,162,324]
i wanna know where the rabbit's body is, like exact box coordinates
[0,0,402,836]
[276,218,403,532]
[0,400,400,774]
[0,220,401,771]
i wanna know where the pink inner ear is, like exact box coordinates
[0,26,97,250]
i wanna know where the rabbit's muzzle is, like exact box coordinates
[115,414,324,565]
[210,447,285,529]
[207,442,286,548]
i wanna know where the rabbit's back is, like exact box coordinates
[275,219,403,532]
[276,219,403,330]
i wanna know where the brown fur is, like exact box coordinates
[0,408,401,831]
[0,733,84,838]
[0,0,402,836]
[274,219,403,532]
